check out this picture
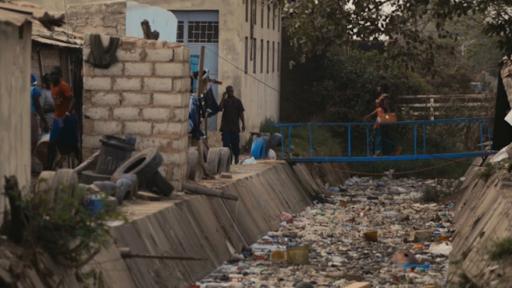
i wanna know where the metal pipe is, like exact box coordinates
[366,126,371,156]
[308,123,313,156]
[422,125,427,154]
[347,125,352,157]
[413,125,418,155]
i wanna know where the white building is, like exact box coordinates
[33,0,282,133]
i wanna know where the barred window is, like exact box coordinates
[272,41,275,73]
[253,38,257,74]
[177,21,184,43]
[245,0,249,22]
[266,40,270,74]
[260,39,264,73]
[267,3,270,28]
[187,21,219,43]
[245,37,248,74]
[261,0,264,28]
[277,42,280,72]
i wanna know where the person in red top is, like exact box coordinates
[51,78,73,118]
[365,84,392,156]
[47,67,79,169]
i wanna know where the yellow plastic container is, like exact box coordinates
[364,231,378,242]
[287,245,310,265]
[271,250,287,264]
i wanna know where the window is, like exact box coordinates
[187,21,219,43]
[253,38,257,74]
[252,0,257,26]
[277,42,280,72]
[272,41,275,73]
[261,0,264,28]
[245,0,249,22]
[250,37,254,61]
[245,37,248,74]
[278,6,281,32]
[260,39,264,73]
[267,3,270,29]
[272,4,275,30]
[266,40,269,74]
[177,21,184,42]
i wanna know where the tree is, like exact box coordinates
[280,0,512,62]
[278,1,503,122]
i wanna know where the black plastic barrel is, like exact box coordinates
[95,135,135,175]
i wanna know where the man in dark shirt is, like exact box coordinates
[219,86,245,164]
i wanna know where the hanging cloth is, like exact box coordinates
[493,73,512,150]
[203,87,221,117]
[86,34,120,69]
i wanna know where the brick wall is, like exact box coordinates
[66,1,127,36]
[82,35,190,186]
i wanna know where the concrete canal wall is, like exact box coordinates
[448,159,512,287]
[88,161,340,287]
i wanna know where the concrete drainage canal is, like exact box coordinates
[195,176,458,288]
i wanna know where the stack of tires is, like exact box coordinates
[78,135,174,197]
[187,147,232,180]
[79,135,135,184]
[111,148,173,197]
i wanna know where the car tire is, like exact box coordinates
[218,148,232,173]
[79,170,112,185]
[149,172,174,197]
[112,148,163,186]
[206,148,222,176]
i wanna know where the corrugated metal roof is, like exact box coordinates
[0,1,84,47]
[32,35,82,48]
[0,5,31,26]
[32,19,83,47]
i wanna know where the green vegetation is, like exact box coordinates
[458,272,479,288]
[479,162,496,181]
[280,0,512,60]
[3,179,122,268]
[489,238,512,261]
[279,0,503,124]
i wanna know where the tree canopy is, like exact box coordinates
[280,0,512,60]
[277,0,504,122]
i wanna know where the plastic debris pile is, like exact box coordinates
[197,176,458,287]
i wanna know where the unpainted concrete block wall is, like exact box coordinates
[66,1,127,36]
[82,35,190,185]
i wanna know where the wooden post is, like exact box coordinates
[198,46,208,137]
[37,49,44,79]
[183,181,239,201]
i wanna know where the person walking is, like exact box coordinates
[219,86,245,164]
[364,84,396,156]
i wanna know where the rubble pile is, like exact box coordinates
[197,177,458,287]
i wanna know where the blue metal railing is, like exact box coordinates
[275,117,494,163]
